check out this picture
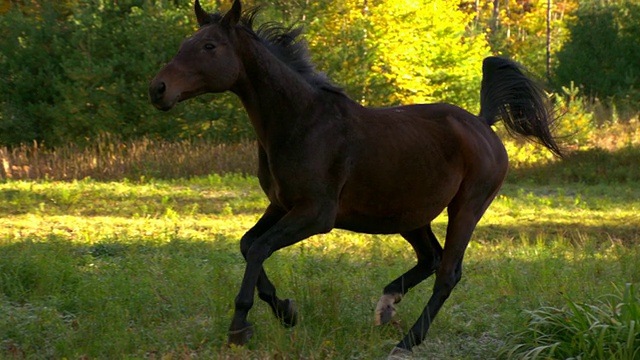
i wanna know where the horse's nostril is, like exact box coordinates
[150,80,167,104]
[149,80,174,110]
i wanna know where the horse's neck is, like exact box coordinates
[232,40,317,144]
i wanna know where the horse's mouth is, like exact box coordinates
[153,102,175,112]
[150,95,178,111]
[151,92,187,111]
[149,82,206,111]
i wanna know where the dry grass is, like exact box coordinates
[590,119,640,150]
[1,119,639,182]
[0,137,258,181]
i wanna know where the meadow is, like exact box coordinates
[1,151,639,359]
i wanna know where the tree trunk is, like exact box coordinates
[546,0,552,83]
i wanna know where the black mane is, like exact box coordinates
[207,8,342,93]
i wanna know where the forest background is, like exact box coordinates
[0,0,639,157]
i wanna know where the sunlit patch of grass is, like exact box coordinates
[477,183,640,245]
[0,174,266,217]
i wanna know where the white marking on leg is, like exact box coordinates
[374,293,402,325]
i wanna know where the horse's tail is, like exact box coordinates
[479,56,563,157]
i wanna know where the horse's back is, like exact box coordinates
[334,102,508,234]
[347,102,508,183]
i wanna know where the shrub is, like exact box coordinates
[0,1,252,147]
[555,1,640,112]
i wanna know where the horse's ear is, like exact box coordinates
[194,0,210,26]
[221,0,242,28]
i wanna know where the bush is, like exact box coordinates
[0,1,252,147]
[555,1,640,112]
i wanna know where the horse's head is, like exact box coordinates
[149,0,243,111]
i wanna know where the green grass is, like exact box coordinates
[501,283,640,359]
[0,176,639,359]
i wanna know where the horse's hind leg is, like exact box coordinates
[390,178,502,355]
[391,210,477,354]
[239,205,297,329]
[375,225,443,325]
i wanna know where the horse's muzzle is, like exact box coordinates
[149,78,175,111]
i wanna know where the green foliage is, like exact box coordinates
[553,82,596,147]
[501,283,640,360]
[0,0,492,147]
[555,1,640,108]
[0,0,252,147]
[304,0,378,105]
[306,0,489,110]
[367,0,489,110]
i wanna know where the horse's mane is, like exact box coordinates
[207,8,343,94]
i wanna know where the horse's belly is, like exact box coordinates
[335,178,460,234]
[335,211,434,234]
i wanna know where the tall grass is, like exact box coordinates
[502,283,640,359]
[2,120,640,183]
[0,137,258,181]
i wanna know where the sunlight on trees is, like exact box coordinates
[368,0,489,110]
[306,0,488,110]
[486,0,577,79]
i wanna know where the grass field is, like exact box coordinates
[1,172,639,359]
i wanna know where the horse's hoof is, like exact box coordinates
[228,324,254,346]
[375,294,401,325]
[277,298,297,328]
[387,347,413,360]
[375,304,396,325]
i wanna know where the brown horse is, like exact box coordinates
[149,0,562,357]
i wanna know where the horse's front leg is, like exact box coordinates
[228,202,337,346]
[240,205,296,328]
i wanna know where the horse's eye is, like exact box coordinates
[204,43,216,50]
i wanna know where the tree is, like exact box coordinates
[0,0,253,147]
[306,0,490,110]
[555,1,640,108]
[462,0,578,81]
[367,0,489,110]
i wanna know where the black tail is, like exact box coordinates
[479,56,563,157]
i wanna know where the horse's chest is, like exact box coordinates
[256,160,302,211]
[259,173,284,208]
[257,151,340,211]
